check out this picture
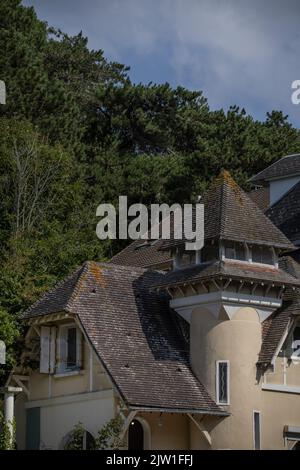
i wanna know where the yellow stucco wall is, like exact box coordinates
[190,306,262,449]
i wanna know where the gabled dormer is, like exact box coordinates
[250,153,300,206]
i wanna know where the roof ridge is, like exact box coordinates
[65,261,90,311]
[94,260,148,273]
[214,171,294,248]
[251,153,300,183]
[22,263,86,318]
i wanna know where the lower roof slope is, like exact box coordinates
[248,186,270,211]
[23,262,224,414]
[150,259,300,290]
[110,239,172,269]
[258,256,300,365]
[266,180,300,244]
[250,154,300,185]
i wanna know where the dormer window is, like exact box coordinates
[280,322,300,361]
[251,246,273,265]
[224,242,246,261]
[223,241,275,266]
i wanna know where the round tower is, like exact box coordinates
[155,171,297,449]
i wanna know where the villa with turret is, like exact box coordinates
[5,154,300,450]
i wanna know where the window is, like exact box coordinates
[216,360,230,405]
[253,411,261,450]
[224,242,246,261]
[67,327,77,368]
[57,325,82,374]
[251,246,273,265]
[201,244,218,263]
[280,324,300,360]
[179,251,196,267]
[291,326,300,361]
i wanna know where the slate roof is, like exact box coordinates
[160,171,294,251]
[266,180,300,244]
[250,154,300,185]
[22,262,225,414]
[110,239,172,269]
[248,186,270,211]
[150,259,300,290]
[258,257,300,365]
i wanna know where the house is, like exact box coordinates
[6,163,300,450]
[250,153,300,208]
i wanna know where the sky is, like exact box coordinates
[22,0,300,127]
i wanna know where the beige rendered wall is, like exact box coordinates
[261,390,300,449]
[25,389,115,449]
[136,412,190,450]
[190,306,262,449]
[265,356,300,387]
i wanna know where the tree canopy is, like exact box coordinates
[0,0,300,370]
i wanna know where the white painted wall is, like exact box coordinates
[269,176,300,206]
[26,389,114,449]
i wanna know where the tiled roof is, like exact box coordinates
[150,260,300,290]
[22,262,224,414]
[160,171,294,251]
[258,257,300,365]
[248,187,270,211]
[110,239,172,269]
[266,180,300,244]
[258,298,297,364]
[250,154,300,184]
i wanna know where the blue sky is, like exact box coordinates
[23,0,300,127]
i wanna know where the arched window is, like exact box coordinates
[128,419,144,450]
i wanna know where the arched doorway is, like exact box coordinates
[128,419,144,450]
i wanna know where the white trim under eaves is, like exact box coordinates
[262,383,300,394]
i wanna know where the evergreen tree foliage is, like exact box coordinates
[0,0,299,370]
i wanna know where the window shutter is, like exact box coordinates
[40,326,50,373]
[49,327,56,373]
[76,329,83,368]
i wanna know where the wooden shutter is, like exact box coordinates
[49,327,56,373]
[40,326,50,373]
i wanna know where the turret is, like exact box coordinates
[153,171,300,448]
